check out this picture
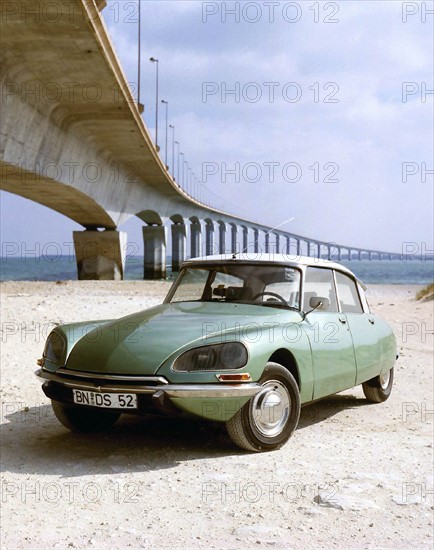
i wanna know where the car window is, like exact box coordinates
[303,267,338,312]
[335,271,364,313]
[210,272,245,300]
[263,268,300,308]
[167,264,301,309]
[169,268,210,302]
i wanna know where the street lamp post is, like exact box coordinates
[175,141,180,183]
[169,124,175,177]
[149,57,159,149]
[180,152,184,189]
[187,166,192,196]
[138,1,141,105]
[161,99,168,167]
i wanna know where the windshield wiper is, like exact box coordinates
[258,303,300,311]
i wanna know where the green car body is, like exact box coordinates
[36,254,397,452]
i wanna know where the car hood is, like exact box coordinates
[64,301,301,375]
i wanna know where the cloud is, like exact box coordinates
[85,0,434,252]
[2,1,432,254]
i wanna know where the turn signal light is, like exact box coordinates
[216,373,251,382]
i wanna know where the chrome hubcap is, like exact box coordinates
[251,380,290,437]
[379,370,391,390]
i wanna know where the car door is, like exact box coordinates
[334,271,392,384]
[303,267,357,400]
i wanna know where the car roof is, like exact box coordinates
[183,253,359,280]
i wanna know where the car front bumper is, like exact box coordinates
[35,368,261,398]
[35,368,261,421]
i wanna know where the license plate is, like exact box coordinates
[72,389,137,409]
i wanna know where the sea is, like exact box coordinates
[0,256,433,285]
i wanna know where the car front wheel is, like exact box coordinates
[362,367,394,403]
[51,400,121,433]
[226,362,301,452]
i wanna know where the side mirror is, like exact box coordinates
[309,296,330,311]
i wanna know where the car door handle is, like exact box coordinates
[338,316,347,324]
[368,317,375,324]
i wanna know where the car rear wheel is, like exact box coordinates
[226,362,300,452]
[362,367,394,403]
[51,400,121,433]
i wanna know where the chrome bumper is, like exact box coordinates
[35,368,261,399]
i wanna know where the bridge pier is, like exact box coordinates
[275,233,280,254]
[143,225,166,279]
[252,228,259,253]
[190,220,202,258]
[296,239,301,257]
[265,232,270,253]
[242,226,248,253]
[285,236,290,254]
[171,223,186,272]
[230,224,238,254]
[218,222,226,254]
[73,229,127,280]
[205,221,215,255]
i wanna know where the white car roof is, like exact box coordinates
[184,253,358,280]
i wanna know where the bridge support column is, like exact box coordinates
[73,229,126,280]
[285,236,290,254]
[296,239,301,257]
[275,234,280,254]
[143,225,166,279]
[327,245,332,261]
[190,222,202,258]
[230,225,238,254]
[242,227,248,252]
[265,233,270,253]
[337,247,342,261]
[253,228,259,253]
[307,242,312,257]
[171,224,186,272]
[218,223,226,254]
[205,222,214,255]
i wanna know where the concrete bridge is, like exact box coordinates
[0,0,411,280]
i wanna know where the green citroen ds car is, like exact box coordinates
[36,254,397,452]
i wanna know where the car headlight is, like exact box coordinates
[172,342,248,372]
[43,330,66,366]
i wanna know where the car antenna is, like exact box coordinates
[231,217,295,259]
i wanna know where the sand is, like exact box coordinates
[0,281,433,550]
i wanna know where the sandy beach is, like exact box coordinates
[0,281,433,550]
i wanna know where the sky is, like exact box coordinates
[1,0,433,256]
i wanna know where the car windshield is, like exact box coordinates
[165,263,302,310]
